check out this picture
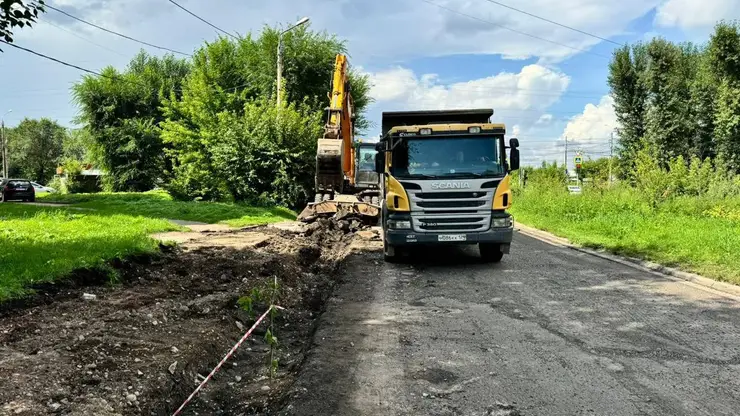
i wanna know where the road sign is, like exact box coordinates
[574,154,583,169]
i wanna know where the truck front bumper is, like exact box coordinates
[385,226,513,253]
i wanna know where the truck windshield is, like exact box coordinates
[358,146,376,172]
[390,136,505,178]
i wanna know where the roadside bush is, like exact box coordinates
[162,98,322,209]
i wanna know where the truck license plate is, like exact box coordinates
[438,234,466,242]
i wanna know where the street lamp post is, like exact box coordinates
[1,110,11,179]
[276,17,310,108]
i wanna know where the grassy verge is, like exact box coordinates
[3,191,295,300]
[511,185,740,285]
[0,204,179,300]
[38,190,295,226]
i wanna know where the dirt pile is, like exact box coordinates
[0,220,375,416]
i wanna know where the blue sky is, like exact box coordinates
[1,0,738,167]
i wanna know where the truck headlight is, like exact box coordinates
[492,217,512,228]
[388,220,411,230]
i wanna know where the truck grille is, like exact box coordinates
[416,200,487,209]
[408,189,494,233]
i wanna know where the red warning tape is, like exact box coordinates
[172,305,282,416]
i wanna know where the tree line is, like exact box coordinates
[609,21,740,179]
[5,25,372,209]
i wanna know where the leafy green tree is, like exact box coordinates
[579,157,617,183]
[63,128,96,162]
[73,51,190,191]
[690,51,718,159]
[0,0,44,48]
[7,117,65,183]
[608,43,649,178]
[708,21,740,172]
[161,25,373,205]
[643,39,696,164]
[162,98,322,207]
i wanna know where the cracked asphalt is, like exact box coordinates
[280,232,740,416]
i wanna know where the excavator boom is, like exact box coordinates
[298,54,379,223]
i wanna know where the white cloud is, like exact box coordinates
[365,64,574,165]
[23,0,665,64]
[367,65,570,129]
[562,95,617,143]
[655,0,740,30]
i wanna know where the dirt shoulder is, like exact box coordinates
[0,219,379,416]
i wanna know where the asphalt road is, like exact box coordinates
[280,232,740,416]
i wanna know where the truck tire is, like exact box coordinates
[479,243,504,263]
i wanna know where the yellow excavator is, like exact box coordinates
[298,54,380,222]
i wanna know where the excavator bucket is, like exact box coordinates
[298,194,379,223]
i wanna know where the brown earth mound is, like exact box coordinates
[0,219,378,416]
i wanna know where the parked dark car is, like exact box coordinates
[0,179,36,202]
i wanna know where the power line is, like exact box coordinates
[479,0,623,47]
[45,4,192,57]
[419,0,611,59]
[167,0,238,40]
[39,17,128,58]
[0,40,103,76]
[1,40,256,99]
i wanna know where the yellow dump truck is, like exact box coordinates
[373,109,520,262]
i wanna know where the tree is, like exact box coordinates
[0,0,44,50]
[643,39,696,164]
[690,51,718,159]
[63,128,96,162]
[7,117,65,183]
[73,50,190,191]
[608,43,649,179]
[708,21,740,172]
[161,25,373,206]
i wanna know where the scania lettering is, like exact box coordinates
[374,109,520,263]
[430,182,471,190]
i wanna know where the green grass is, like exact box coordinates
[0,204,179,300]
[511,185,740,285]
[39,190,296,226]
[2,191,295,301]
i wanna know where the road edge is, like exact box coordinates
[515,222,740,299]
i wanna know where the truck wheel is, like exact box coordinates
[479,243,504,263]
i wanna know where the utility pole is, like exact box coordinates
[609,130,614,186]
[564,135,568,177]
[1,110,11,179]
[276,17,310,109]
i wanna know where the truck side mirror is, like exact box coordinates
[375,153,385,174]
[375,142,384,152]
[509,148,520,171]
[509,138,519,148]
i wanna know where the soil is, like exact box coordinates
[0,218,379,416]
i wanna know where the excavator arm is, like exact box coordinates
[299,54,379,223]
[315,54,354,197]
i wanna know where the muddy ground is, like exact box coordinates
[0,219,379,416]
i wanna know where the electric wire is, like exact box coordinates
[166,0,238,40]
[479,0,623,47]
[45,4,192,56]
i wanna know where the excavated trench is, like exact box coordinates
[0,219,380,416]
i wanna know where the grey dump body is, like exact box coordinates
[381,109,493,136]
[380,109,513,252]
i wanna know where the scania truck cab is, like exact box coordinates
[374,109,520,262]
